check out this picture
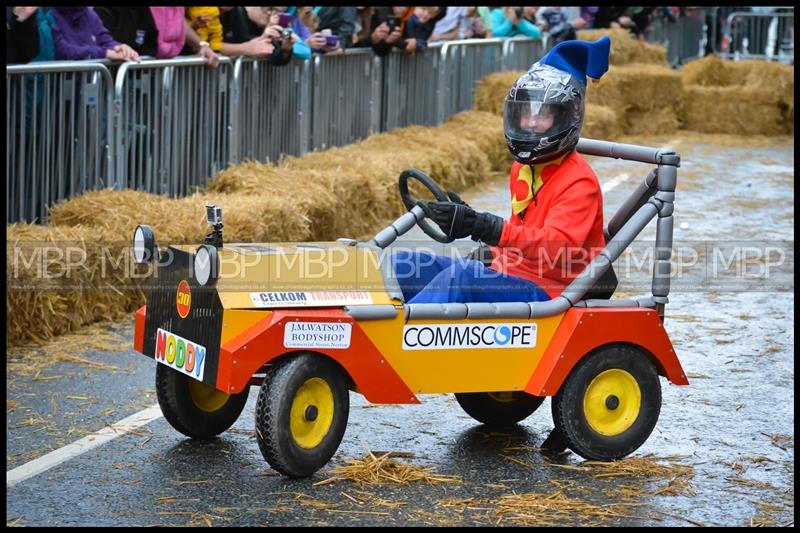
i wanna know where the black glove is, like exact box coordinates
[467,242,494,266]
[417,191,504,245]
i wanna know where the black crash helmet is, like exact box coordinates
[503,36,611,165]
[503,65,585,165]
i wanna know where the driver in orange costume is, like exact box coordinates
[392,37,612,304]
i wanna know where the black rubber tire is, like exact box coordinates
[455,391,545,426]
[255,354,350,478]
[155,364,249,439]
[551,344,662,461]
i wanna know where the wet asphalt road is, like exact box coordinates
[6,134,794,527]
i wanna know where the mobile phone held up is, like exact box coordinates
[386,15,400,31]
[278,14,292,28]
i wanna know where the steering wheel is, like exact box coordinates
[398,168,453,244]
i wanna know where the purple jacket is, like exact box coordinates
[52,7,119,60]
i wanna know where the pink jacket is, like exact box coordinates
[149,7,185,59]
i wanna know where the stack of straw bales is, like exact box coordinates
[474,29,678,139]
[474,29,793,138]
[7,111,506,346]
[679,54,794,135]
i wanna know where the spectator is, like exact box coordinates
[537,8,577,44]
[467,7,490,39]
[7,7,40,64]
[148,7,219,68]
[352,7,375,48]
[490,7,542,39]
[186,7,223,52]
[215,7,292,64]
[149,6,185,58]
[294,6,318,35]
[593,7,659,39]
[94,7,158,57]
[369,6,417,56]
[430,7,472,42]
[29,7,56,63]
[315,6,358,50]
[51,6,140,61]
[405,7,446,50]
[294,6,343,55]
[580,7,599,29]
[265,7,312,60]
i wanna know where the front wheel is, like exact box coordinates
[551,344,662,461]
[156,364,249,439]
[255,353,350,477]
[455,391,545,426]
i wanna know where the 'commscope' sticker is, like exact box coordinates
[402,323,537,350]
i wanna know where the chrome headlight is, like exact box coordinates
[132,225,156,264]
[194,244,218,286]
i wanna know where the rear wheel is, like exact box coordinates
[255,353,350,477]
[552,344,661,460]
[455,391,545,426]
[156,364,249,439]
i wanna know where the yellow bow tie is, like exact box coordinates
[511,156,566,216]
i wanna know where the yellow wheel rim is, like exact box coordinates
[583,369,641,436]
[290,377,335,449]
[188,379,230,413]
[487,392,516,403]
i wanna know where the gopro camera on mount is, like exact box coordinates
[204,204,224,248]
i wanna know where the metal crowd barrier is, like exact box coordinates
[7,61,114,223]
[8,37,553,224]
[381,43,444,131]
[501,36,547,71]
[437,38,506,123]
[231,56,311,164]
[114,56,233,196]
[719,9,794,62]
[646,7,710,66]
[311,49,382,152]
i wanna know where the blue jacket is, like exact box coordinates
[490,8,541,39]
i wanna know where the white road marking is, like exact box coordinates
[601,173,630,194]
[6,404,163,488]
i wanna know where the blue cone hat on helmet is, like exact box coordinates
[504,36,611,165]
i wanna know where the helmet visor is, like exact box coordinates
[503,99,581,141]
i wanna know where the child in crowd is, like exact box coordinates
[187,6,223,52]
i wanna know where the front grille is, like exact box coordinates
[142,247,223,388]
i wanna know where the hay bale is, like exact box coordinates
[626,107,680,135]
[681,85,787,135]
[7,223,144,345]
[578,28,668,66]
[48,189,207,244]
[474,71,522,115]
[681,55,794,135]
[728,60,794,126]
[586,64,682,132]
[439,110,511,171]
[176,192,313,243]
[583,104,622,140]
[680,54,733,87]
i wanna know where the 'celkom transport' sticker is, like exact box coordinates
[403,323,537,350]
[249,290,373,308]
[155,328,206,381]
[284,322,352,349]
